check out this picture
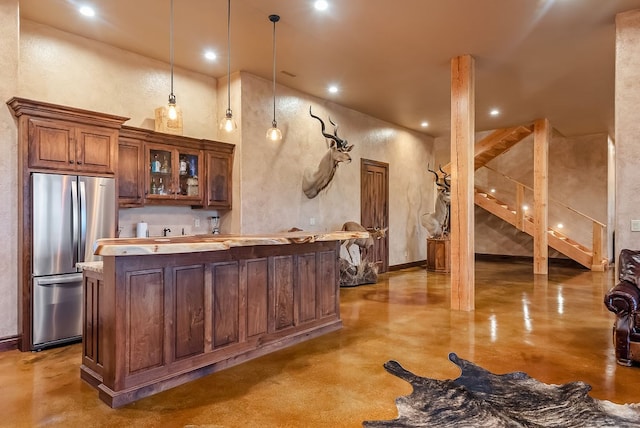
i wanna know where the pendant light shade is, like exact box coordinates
[219,0,237,133]
[167,0,178,120]
[266,14,282,141]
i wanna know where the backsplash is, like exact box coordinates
[118,206,221,237]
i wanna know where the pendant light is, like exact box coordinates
[266,14,282,141]
[167,0,178,120]
[219,0,237,133]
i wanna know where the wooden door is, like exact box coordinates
[361,159,389,273]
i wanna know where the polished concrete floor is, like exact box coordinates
[3,259,640,427]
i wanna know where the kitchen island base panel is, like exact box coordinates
[81,240,343,407]
[86,321,341,408]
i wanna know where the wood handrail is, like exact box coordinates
[480,165,606,228]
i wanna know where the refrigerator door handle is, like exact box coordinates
[34,273,82,286]
[71,179,79,267]
[79,180,87,262]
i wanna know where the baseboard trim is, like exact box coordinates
[389,260,426,271]
[388,255,586,273]
[474,253,587,269]
[0,335,19,352]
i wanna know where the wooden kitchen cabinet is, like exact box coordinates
[117,129,145,207]
[81,238,342,407]
[145,143,203,205]
[204,148,233,209]
[117,125,234,209]
[28,117,118,175]
[7,97,128,352]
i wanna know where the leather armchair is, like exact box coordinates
[604,249,640,366]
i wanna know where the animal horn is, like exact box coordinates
[428,164,447,189]
[439,165,451,189]
[310,106,340,145]
[329,117,339,138]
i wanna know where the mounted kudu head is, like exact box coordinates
[302,107,354,199]
[428,164,451,202]
[421,164,451,238]
[309,106,353,153]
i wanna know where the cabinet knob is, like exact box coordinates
[69,160,74,164]
[77,160,83,164]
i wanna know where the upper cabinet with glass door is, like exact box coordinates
[146,143,203,205]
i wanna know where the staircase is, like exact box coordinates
[442,124,608,271]
[442,125,534,173]
[474,187,607,270]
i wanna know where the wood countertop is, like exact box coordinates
[94,230,368,256]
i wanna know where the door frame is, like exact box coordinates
[360,158,389,273]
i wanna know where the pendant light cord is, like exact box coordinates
[271,16,277,124]
[170,0,174,98]
[226,0,231,113]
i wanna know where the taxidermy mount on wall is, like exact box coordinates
[302,106,353,199]
[420,165,451,239]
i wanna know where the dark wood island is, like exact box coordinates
[79,231,366,407]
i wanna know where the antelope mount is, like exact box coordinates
[302,107,353,199]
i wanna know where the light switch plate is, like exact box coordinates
[631,219,640,232]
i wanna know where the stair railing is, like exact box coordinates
[476,165,606,263]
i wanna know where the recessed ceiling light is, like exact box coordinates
[490,108,500,117]
[314,0,329,11]
[420,121,429,128]
[204,51,217,61]
[79,5,95,17]
[328,85,339,94]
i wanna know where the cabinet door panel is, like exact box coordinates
[174,265,205,359]
[147,145,174,199]
[271,256,295,331]
[317,250,338,318]
[118,139,144,206]
[28,118,74,169]
[297,253,317,323]
[246,259,268,337]
[127,270,165,374]
[176,149,203,203]
[206,151,232,209]
[211,262,239,348]
[77,127,116,173]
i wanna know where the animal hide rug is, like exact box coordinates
[363,352,640,427]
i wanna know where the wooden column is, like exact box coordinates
[450,55,475,311]
[533,118,550,275]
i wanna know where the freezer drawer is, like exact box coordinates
[33,273,83,349]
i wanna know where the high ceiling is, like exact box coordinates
[18,0,640,138]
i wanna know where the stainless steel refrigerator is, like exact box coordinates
[31,173,115,350]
